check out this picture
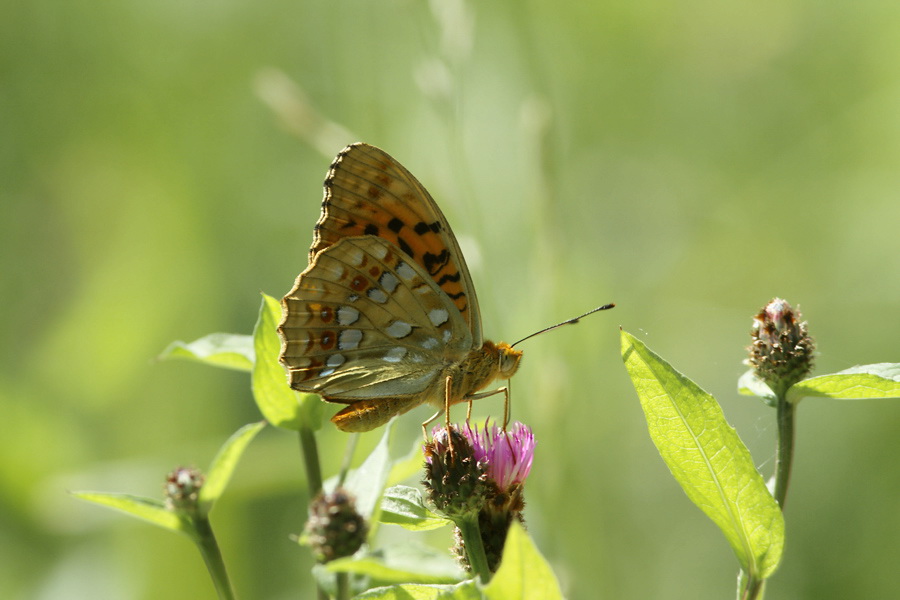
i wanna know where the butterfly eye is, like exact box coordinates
[498,345,523,378]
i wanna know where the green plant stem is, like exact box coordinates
[192,516,236,600]
[739,573,764,600]
[739,390,796,599]
[297,427,329,600]
[298,426,323,499]
[456,515,492,583]
[336,572,350,600]
[773,393,796,509]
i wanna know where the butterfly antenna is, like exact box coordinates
[511,303,616,348]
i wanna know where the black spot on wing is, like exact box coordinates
[436,271,461,286]
[364,224,379,235]
[414,220,442,235]
[388,218,404,233]
[397,236,415,259]
[423,249,450,276]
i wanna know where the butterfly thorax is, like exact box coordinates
[442,341,522,408]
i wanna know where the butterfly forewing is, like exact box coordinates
[280,235,472,402]
[312,143,483,345]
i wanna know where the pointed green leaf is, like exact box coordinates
[737,370,776,407]
[380,485,450,531]
[159,333,254,371]
[790,363,900,401]
[331,423,395,521]
[199,421,267,513]
[483,521,562,600]
[348,581,480,600]
[387,439,428,487]
[252,293,323,430]
[326,542,463,584]
[71,492,189,534]
[620,330,784,579]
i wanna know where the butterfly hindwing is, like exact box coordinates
[279,235,472,402]
[311,143,483,345]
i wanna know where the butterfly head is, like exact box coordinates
[491,341,523,380]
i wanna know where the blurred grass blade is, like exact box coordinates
[159,333,254,371]
[483,521,563,600]
[620,330,784,579]
[199,421,267,513]
[789,363,900,401]
[71,492,188,534]
[252,293,323,430]
[380,485,450,531]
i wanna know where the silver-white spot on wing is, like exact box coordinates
[367,288,388,303]
[384,347,408,363]
[379,272,399,294]
[337,305,360,326]
[386,320,413,339]
[396,261,417,281]
[338,329,363,350]
[428,308,449,327]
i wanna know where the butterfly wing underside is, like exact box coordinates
[279,235,472,402]
[311,143,483,345]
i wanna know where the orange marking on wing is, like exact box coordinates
[319,331,336,351]
[350,276,368,291]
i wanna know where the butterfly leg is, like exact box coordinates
[421,409,443,441]
[444,374,455,453]
[464,386,509,428]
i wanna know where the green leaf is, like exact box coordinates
[790,363,900,401]
[159,333,254,371]
[326,542,463,585]
[334,423,395,521]
[198,421,267,513]
[71,492,189,534]
[620,330,784,579]
[350,581,480,600]
[387,439,428,487]
[483,521,562,600]
[252,293,323,430]
[737,370,777,407]
[380,485,450,531]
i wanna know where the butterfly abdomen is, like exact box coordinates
[331,397,420,432]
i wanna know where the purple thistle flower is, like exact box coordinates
[423,421,536,576]
[462,420,535,491]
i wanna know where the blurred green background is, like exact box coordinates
[3,0,899,598]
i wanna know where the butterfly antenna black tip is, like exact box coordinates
[511,303,615,347]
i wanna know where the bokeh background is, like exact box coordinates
[3,1,899,598]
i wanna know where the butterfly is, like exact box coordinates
[278,143,523,433]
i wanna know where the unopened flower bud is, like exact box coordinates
[304,488,367,563]
[164,467,204,515]
[747,298,815,395]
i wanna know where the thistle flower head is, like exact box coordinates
[423,426,490,518]
[425,421,536,575]
[747,298,815,396]
[462,420,535,491]
[303,488,368,563]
